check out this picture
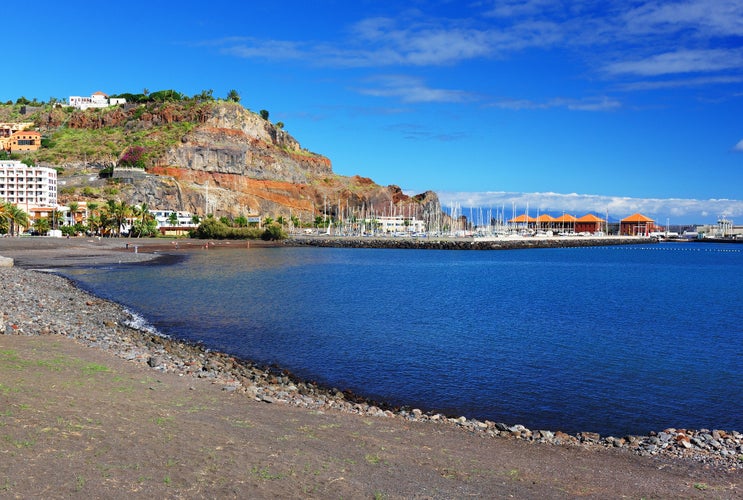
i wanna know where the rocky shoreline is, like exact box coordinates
[1,262,741,473]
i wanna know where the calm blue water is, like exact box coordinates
[60,243,743,437]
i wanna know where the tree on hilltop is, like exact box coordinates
[196,89,214,101]
[227,89,241,103]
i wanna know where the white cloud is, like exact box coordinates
[734,139,743,152]
[433,190,743,224]
[605,49,743,77]
[490,96,620,111]
[484,0,560,19]
[617,75,743,91]
[357,75,475,103]
[211,3,743,104]
[623,0,743,38]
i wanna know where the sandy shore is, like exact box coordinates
[1,236,741,498]
[0,235,280,268]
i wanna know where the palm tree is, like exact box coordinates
[67,201,79,226]
[132,203,153,225]
[85,202,101,236]
[34,217,50,236]
[130,203,156,238]
[168,211,180,235]
[7,204,29,236]
[106,199,131,237]
[0,202,10,234]
[51,210,63,232]
[263,216,274,228]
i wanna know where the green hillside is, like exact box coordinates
[0,90,244,167]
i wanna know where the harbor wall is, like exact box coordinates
[286,236,655,250]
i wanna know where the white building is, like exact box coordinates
[367,215,426,234]
[149,210,197,228]
[68,91,126,110]
[0,160,57,209]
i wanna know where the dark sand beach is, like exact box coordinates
[1,236,741,498]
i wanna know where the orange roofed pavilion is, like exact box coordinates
[507,214,537,226]
[575,213,606,234]
[620,213,655,236]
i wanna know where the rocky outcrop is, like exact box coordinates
[53,101,440,220]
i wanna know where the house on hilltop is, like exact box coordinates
[68,91,126,110]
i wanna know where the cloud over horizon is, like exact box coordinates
[434,190,743,224]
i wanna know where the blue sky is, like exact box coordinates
[6,0,743,224]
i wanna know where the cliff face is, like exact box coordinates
[54,101,441,223]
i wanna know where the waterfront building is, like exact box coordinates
[620,213,655,236]
[149,209,199,235]
[507,213,607,234]
[367,215,426,234]
[508,214,537,229]
[68,91,126,110]
[27,206,63,228]
[552,213,577,234]
[535,214,555,231]
[0,160,57,210]
[575,214,606,234]
[695,217,743,239]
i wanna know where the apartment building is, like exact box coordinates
[0,160,57,209]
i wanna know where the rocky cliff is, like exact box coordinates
[47,101,441,225]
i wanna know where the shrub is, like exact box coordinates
[192,218,231,239]
[119,146,147,169]
[261,224,286,241]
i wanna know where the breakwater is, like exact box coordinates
[287,235,654,250]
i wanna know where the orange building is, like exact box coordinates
[620,213,655,236]
[508,214,536,227]
[575,213,606,234]
[551,213,577,233]
[535,214,555,230]
[8,130,41,153]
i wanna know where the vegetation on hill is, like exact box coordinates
[0,89,262,168]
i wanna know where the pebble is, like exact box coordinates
[2,266,741,471]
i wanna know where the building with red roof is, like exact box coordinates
[575,213,606,234]
[620,213,656,236]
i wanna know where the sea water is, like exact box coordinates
[60,243,743,437]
